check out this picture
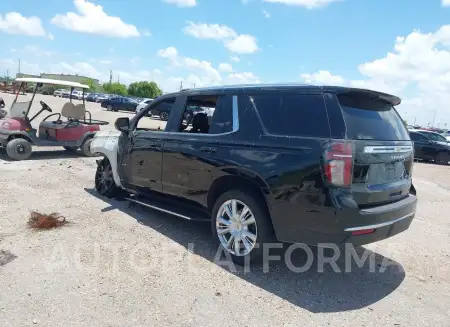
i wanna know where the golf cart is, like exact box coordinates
[0,77,109,160]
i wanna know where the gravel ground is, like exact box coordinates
[0,93,450,326]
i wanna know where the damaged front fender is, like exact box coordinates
[91,130,123,188]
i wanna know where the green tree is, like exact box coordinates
[128,81,162,99]
[82,78,97,92]
[103,82,128,96]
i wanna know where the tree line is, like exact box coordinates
[99,80,163,99]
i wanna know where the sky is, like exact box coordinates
[1,0,450,127]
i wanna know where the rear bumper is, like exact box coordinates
[272,193,417,246]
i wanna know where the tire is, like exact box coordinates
[6,138,32,161]
[435,152,449,165]
[80,138,98,157]
[160,112,169,121]
[63,146,78,152]
[107,105,113,111]
[211,189,275,266]
[95,157,121,198]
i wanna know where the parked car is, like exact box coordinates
[95,94,110,103]
[101,97,138,112]
[135,98,154,114]
[71,90,84,100]
[61,90,72,99]
[53,89,66,97]
[91,84,417,264]
[410,130,450,164]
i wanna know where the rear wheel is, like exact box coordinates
[107,105,113,111]
[95,157,120,198]
[435,152,449,165]
[160,112,169,121]
[211,190,274,266]
[6,138,32,161]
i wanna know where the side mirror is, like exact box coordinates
[115,117,130,133]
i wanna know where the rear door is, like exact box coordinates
[335,91,414,207]
[409,131,428,159]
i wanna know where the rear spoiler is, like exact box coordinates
[323,86,401,106]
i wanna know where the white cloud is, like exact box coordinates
[225,34,259,54]
[183,21,237,39]
[443,0,450,7]
[263,0,341,9]
[98,59,113,65]
[51,0,140,38]
[157,46,178,59]
[227,72,260,84]
[50,61,104,80]
[230,56,241,62]
[263,10,271,18]
[157,46,260,89]
[219,63,233,72]
[163,0,197,7]
[301,70,345,85]
[0,12,47,37]
[47,33,54,40]
[183,21,259,54]
[300,24,450,126]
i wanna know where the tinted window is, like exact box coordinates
[338,92,410,140]
[209,96,233,135]
[420,132,447,142]
[151,98,176,112]
[410,132,427,142]
[250,94,330,138]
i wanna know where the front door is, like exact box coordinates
[117,130,164,193]
[117,96,181,193]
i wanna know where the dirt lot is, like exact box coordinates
[0,93,449,326]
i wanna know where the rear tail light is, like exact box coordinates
[324,140,354,187]
[351,229,375,236]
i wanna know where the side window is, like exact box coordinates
[176,95,230,134]
[409,133,420,141]
[136,97,176,132]
[250,94,330,138]
[208,96,233,134]
[415,133,428,142]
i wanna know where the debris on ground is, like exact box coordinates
[27,211,67,229]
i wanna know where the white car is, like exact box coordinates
[53,89,67,97]
[135,98,154,114]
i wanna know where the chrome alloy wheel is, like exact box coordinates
[216,199,257,256]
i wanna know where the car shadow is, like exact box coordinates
[84,188,406,313]
[0,149,87,161]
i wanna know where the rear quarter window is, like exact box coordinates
[250,94,330,138]
[337,92,410,141]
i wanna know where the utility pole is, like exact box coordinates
[180,81,183,90]
[413,117,416,126]
[109,70,112,84]
[117,74,120,83]
[432,109,437,128]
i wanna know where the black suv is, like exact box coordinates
[94,84,417,264]
[409,130,450,164]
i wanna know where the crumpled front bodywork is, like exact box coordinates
[91,130,123,187]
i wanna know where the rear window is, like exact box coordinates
[338,93,410,140]
[250,94,330,138]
